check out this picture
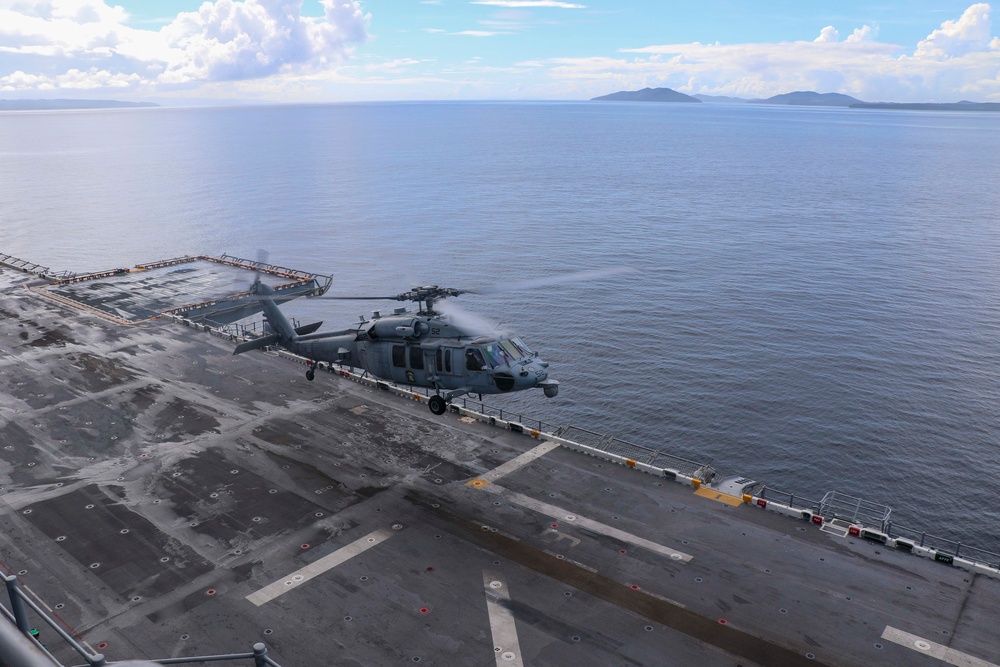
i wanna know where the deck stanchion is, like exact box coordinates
[3,575,30,634]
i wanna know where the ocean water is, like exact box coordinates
[2,102,999,554]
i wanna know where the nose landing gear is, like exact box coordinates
[306,361,317,382]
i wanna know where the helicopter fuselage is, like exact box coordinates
[289,311,556,399]
[236,282,559,414]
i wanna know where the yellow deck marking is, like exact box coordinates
[467,478,490,488]
[694,487,744,506]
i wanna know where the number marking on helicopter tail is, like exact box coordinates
[246,528,395,606]
[466,440,561,488]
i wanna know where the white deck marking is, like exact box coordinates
[482,441,561,484]
[483,571,525,667]
[246,528,394,606]
[483,485,693,563]
[882,626,1000,667]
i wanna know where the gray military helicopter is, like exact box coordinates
[233,268,630,415]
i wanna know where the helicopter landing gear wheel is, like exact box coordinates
[428,395,447,415]
[306,364,315,382]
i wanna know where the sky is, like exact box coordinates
[1,0,999,103]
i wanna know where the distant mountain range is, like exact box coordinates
[747,91,863,107]
[593,88,1000,111]
[0,99,159,111]
[591,87,701,103]
[593,88,862,106]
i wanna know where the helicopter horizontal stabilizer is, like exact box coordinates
[294,321,324,336]
[233,333,281,355]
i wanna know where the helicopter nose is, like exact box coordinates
[528,359,548,384]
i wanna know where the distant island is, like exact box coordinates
[694,94,749,104]
[748,91,863,107]
[0,99,159,111]
[591,87,701,103]
[592,88,1000,112]
[850,101,1000,112]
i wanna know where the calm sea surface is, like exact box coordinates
[2,102,999,553]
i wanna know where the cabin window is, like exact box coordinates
[444,349,452,373]
[392,345,406,368]
[466,348,486,371]
[409,346,424,369]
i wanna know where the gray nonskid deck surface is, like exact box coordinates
[0,267,997,667]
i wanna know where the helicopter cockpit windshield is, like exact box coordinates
[506,336,532,357]
[482,343,512,369]
[482,337,534,369]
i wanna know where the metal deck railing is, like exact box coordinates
[555,426,715,481]
[2,574,282,667]
[820,491,892,532]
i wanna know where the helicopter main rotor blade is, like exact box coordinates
[465,266,637,295]
[435,298,497,336]
[315,295,404,301]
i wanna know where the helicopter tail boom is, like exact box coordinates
[256,286,297,339]
[233,333,280,355]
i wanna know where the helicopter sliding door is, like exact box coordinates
[388,343,429,387]
[429,345,462,391]
[461,346,491,392]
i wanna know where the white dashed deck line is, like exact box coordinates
[246,528,395,606]
[483,485,693,563]
[482,440,561,483]
[882,626,999,667]
[484,571,525,667]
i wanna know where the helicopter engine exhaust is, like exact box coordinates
[395,321,430,337]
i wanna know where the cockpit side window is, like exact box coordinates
[500,339,522,360]
[510,336,532,356]
[483,342,514,368]
[465,348,486,371]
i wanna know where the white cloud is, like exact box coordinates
[846,25,875,43]
[543,5,1000,102]
[452,30,501,37]
[915,2,993,58]
[0,0,370,91]
[814,26,840,43]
